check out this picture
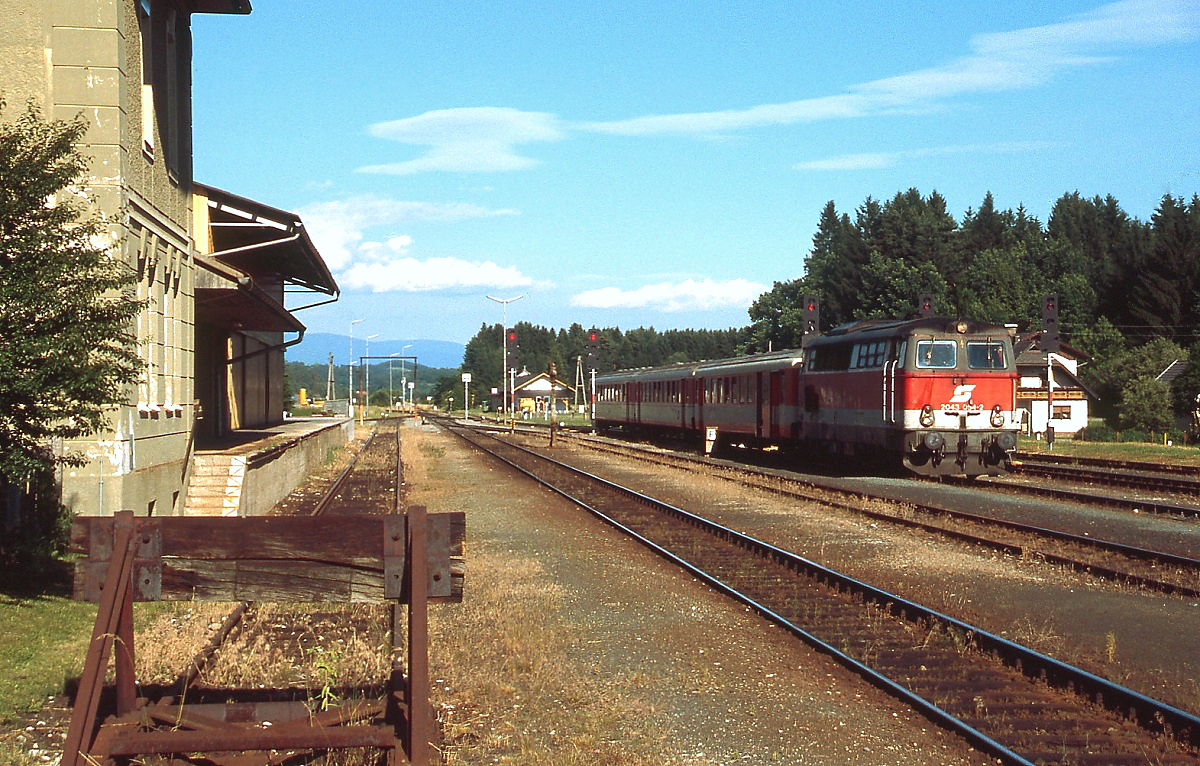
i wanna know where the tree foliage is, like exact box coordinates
[0,102,143,483]
[454,321,746,401]
[742,186,1200,424]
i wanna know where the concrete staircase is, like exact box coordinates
[183,454,248,516]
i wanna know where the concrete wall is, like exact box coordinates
[240,420,355,517]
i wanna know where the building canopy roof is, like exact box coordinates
[196,183,338,296]
[189,0,252,14]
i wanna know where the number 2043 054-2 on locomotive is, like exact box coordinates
[594,318,1020,477]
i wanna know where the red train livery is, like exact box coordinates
[594,317,1020,477]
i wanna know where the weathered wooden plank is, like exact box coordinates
[159,559,387,602]
[71,513,465,603]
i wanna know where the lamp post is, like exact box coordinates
[401,344,412,409]
[348,319,362,416]
[389,353,400,409]
[364,333,379,418]
[486,295,524,418]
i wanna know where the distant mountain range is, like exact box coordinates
[287,333,465,370]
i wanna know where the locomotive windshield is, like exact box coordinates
[967,341,1008,370]
[915,340,956,369]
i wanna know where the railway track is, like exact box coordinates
[999,454,1200,514]
[504,423,1200,599]
[177,418,403,701]
[441,419,1200,765]
[502,419,1200,517]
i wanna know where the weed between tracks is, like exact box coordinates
[428,549,676,766]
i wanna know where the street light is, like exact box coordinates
[365,333,379,415]
[487,295,524,416]
[389,353,400,409]
[348,319,363,416]
[401,344,412,409]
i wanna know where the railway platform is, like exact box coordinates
[185,417,355,516]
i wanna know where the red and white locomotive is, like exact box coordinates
[594,317,1020,477]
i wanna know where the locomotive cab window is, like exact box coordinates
[915,340,957,369]
[967,341,1007,370]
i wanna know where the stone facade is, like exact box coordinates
[0,0,339,518]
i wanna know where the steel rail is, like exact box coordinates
[445,422,1200,764]
[1014,451,1200,477]
[948,473,1200,518]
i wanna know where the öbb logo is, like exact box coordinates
[942,384,983,412]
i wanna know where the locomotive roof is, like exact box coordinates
[814,316,1013,342]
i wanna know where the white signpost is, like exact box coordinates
[461,372,472,421]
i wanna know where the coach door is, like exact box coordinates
[626,381,641,424]
[683,378,701,431]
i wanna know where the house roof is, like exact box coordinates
[513,371,576,394]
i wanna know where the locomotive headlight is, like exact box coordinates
[990,405,1005,428]
[922,431,946,451]
[919,404,934,427]
[994,432,1017,451]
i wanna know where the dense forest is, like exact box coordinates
[444,323,747,405]
[746,189,1200,426]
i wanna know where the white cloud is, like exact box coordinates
[297,194,516,270]
[358,107,565,175]
[339,257,537,293]
[571,278,768,312]
[795,141,1058,171]
[292,195,535,294]
[581,0,1199,137]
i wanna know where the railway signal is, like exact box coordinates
[918,294,935,318]
[586,328,599,368]
[801,296,820,348]
[505,327,519,372]
[1042,294,1060,353]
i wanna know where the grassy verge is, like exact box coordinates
[0,563,95,725]
[1019,439,1199,465]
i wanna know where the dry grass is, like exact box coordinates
[201,603,391,695]
[428,548,690,765]
[402,424,706,765]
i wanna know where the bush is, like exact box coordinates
[1074,423,1116,442]
[1117,377,1174,433]
[1118,429,1149,443]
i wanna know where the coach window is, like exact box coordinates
[916,339,957,369]
[967,341,1007,370]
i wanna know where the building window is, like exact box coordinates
[138,0,154,160]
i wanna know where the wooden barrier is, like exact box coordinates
[64,508,464,766]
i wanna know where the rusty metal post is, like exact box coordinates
[64,511,137,766]
[406,505,430,766]
[114,514,138,716]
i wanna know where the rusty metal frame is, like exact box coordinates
[63,508,438,766]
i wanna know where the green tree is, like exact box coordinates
[1117,377,1174,433]
[744,278,813,352]
[0,102,143,484]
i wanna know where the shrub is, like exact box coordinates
[1074,423,1116,442]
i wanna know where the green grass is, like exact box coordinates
[0,563,95,725]
[1020,439,1199,465]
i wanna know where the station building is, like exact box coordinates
[1014,333,1097,438]
[512,371,577,415]
[0,0,342,517]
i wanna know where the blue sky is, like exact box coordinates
[192,0,1200,346]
